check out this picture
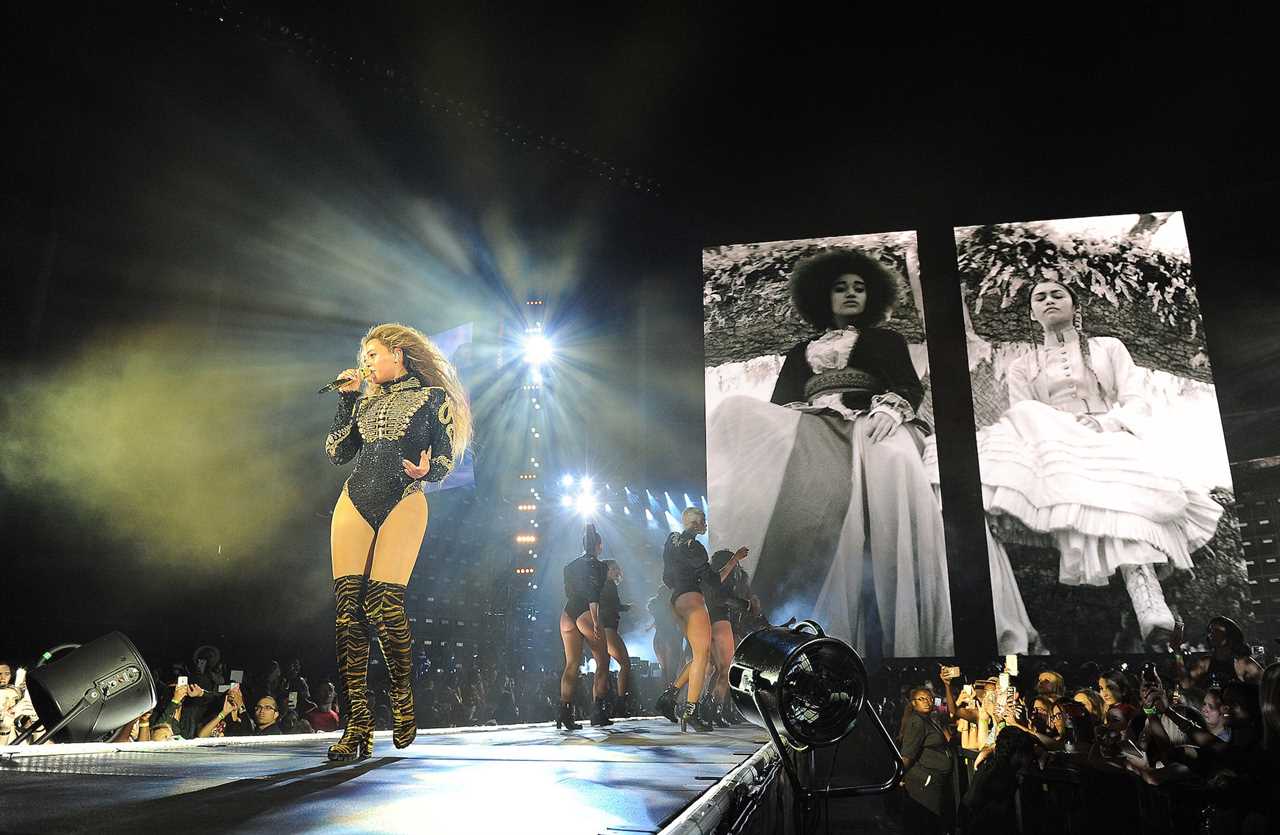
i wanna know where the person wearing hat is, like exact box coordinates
[706,248,952,659]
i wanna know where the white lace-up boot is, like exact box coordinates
[1120,563,1175,642]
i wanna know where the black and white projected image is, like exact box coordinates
[703,231,953,659]
[951,212,1248,655]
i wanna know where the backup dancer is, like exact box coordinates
[599,560,635,717]
[657,508,748,732]
[558,524,613,729]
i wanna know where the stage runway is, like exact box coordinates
[0,718,774,834]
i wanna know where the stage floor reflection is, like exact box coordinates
[0,719,771,834]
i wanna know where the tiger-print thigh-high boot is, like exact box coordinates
[365,580,417,749]
[328,575,374,761]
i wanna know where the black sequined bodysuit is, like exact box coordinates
[325,374,457,530]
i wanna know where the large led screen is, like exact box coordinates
[954,212,1245,654]
[703,231,953,659]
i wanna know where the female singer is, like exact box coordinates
[706,249,953,659]
[324,323,471,760]
[558,524,613,730]
[659,508,748,732]
[975,278,1221,648]
[599,560,634,717]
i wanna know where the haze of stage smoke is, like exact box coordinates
[1,325,304,562]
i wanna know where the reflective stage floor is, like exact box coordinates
[0,719,772,834]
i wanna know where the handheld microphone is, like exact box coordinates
[318,368,367,395]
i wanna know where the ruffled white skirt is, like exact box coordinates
[974,400,1222,586]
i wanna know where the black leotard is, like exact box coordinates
[702,553,752,624]
[563,553,607,620]
[663,532,712,606]
[598,579,629,631]
[325,374,457,530]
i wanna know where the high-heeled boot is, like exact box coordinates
[680,699,713,733]
[556,701,581,730]
[365,580,417,749]
[590,696,614,727]
[655,685,679,723]
[328,575,373,761]
[710,696,732,728]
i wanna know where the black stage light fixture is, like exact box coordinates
[13,631,156,745]
[729,620,903,802]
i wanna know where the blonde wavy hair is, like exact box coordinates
[360,323,472,458]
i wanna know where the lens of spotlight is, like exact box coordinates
[522,334,554,366]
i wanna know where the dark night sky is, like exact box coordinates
[3,2,1277,670]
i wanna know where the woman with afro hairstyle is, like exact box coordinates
[706,248,953,659]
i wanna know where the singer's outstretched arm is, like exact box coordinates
[325,391,364,465]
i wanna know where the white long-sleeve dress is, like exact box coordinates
[978,331,1221,587]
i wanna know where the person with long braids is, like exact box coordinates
[598,560,635,717]
[657,508,748,732]
[707,249,953,659]
[323,323,471,760]
[974,276,1222,648]
[558,524,613,730]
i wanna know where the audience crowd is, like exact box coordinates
[877,616,1278,835]
[2,614,1276,835]
[0,644,664,747]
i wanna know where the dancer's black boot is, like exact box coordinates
[590,696,614,727]
[680,699,713,733]
[655,685,678,723]
[555,701,580,730]
[711,697,732,728]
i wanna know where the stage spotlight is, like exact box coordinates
[604,503,612,513]
[18,632,156,745]
[623,507,631,515]
[580,476,593,490]
[522,333,554,366]
[729,621,902,803]
[561,474,574,488]
[575,492,597,517]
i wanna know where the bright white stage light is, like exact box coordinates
[580,476,593,490]
[560,496,573,508]
[604,504,612,513]
[522,333,554,366]
[623,507,631,515]
[561,474,574,488]
[575,492,597,517]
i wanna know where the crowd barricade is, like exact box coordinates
[1014,758,1216,835]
